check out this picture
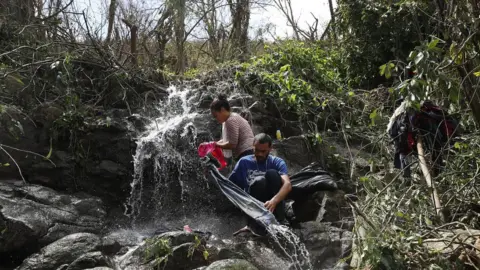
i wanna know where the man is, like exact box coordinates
[229,133,292,234]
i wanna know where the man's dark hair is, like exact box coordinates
[210,94,230,112]
[254,133,273,146]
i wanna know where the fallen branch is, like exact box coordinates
[417,136,446,222]
[0,145,26,184]
[0,144,56,167]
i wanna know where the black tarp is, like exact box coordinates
[204,157,339,229]
[204,158,279,227]
[287,162,338,201]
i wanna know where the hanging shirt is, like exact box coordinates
[229,155,288,191]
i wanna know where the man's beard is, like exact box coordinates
[255,154,269,162]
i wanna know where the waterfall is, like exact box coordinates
[122,83,313,269]
[124,85,206,225]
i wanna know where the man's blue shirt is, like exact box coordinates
[228,155,288,191]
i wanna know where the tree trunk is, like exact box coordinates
[121,19,138,67]
[327,0,336,40]
[228,0,250,61]
[173,0,186,74]
[1,0,35,24]
[106,0,117,44]
[457,62,480,126]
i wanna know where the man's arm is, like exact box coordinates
[264,174,292,212]
[276,174,292,202]
[264,158,292,212]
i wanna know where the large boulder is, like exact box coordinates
[0,104,138,205]
[295,222,352,270]
[0,182,106,256]
[117,231,211,270]
[16,233,102,270]
[205,259,258,270]
[271,136,325,174]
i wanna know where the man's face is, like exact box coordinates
[254,141,271,162]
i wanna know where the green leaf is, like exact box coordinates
[385,65,392,79]
[7,74,24,86]
[315,133,323,143]
[395,211,404,218]
[424,217,432,226]
[414,52,424,65]
[347,91,354,97]
[203,250,209,260]
[359,176,369,183]
[427,38,440,50]
[474,71,480,77]
[279,64,290,72]
[369,109,378,126]
[2,163,10,167]
[321,99,328,109]
[45,137,53,160]
[379,64,386,76]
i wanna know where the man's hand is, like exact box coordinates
[264,197,279,212]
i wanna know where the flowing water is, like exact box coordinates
[123,83,313,269]
[124,84,203,225]
[266,224,313,270]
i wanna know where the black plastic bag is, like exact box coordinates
[287,163,338,201]
[204,157,279,228]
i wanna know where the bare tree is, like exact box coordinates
[172,0,186,74]
[271,0,300,40]
[272,0,320,41]
[106,0,117,44]
[227,0,250,61]
[327,0,336,40]
[154,7,174,68]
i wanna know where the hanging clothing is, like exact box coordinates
[388,100,460,178]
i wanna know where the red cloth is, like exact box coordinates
[198,142,227,169]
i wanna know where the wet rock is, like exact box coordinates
[272,136,325,173]
[0,104,136,206]
[198,92,214,109]
[65,251,110,270]
[295,222,352,270]
[232,240,295,270]
[16,233,101,270]
[118,231,210,270]
[91,160,127,178]
[289,190,354,230]
[249,114,303,139]
[228,94,255,108]
[205,259,258,270]
[127,114,151,133]
[207,238,295,270]
[99,237,122,256]
[0,182,106,254]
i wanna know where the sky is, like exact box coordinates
[69,0,337,40]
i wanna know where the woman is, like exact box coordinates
[210,94,254,161]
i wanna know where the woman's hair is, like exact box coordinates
[210,94,230,112]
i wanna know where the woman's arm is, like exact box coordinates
[216,140,236,149]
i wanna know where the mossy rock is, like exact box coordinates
[205,259,258,270]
